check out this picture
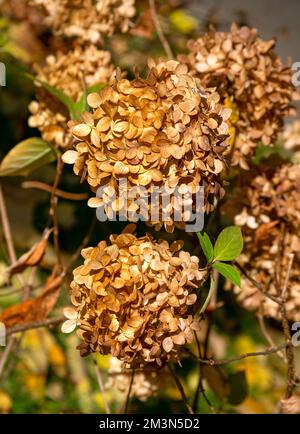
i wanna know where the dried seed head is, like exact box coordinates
[180,24,297,169]
[67,226,205,367]
[224,163,300,321]
[28,44,115,148]
[29,0,136,43]
[63,59,230,231]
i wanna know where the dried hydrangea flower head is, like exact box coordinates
[67,226,205,367]
[106,357,158,401]
[0,0,44,27]
[62,59,230,231]
[180,24,297,169]
[28,44,115,148]
[29,0,135,43]
[227,163,300,320]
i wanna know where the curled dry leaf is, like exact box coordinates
[5,228,53,282]
[0,274,62,329]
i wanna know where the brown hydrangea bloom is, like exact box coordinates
[0,0,44,28]
[226,163,300,321]
[68,227,205,367]
[28,45,115,148]
[106,357,158,401]
[29,0,135,43]
[62,59,230,231]
[180,24,296,169]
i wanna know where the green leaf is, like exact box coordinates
[253,143,290,165]
[197,231,214,262]
[25,73,78,119]
[228,371,248,405]
[0,138,57,177]
[212,262,241,287]
[213,226,243,261]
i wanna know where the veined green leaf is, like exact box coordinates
[213,226,243,261]
[212,262,241,287]
[25,73,77,119]
[0,138,57,177]
[197,231,214,262]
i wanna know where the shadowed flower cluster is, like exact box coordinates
[105,357,159,401]
[65,226,205,367]
[28,44,115,148]
[180,24,297,169]
[29,0,136,44]
[228,163,300,320]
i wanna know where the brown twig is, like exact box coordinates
[234,261,281,305]
[149,0,173,60]
[167,363,194,414]
[0,185,26,288]
[192,332,214,413]
[93,358,111,414]
[124,368,135,414]
[0,185,30,377]
[48,158,64,268]
[6,315,65,336]
[281,253,294,298]
[0,337,16,377]
[185,342,287,366]
[22,181,89,201]
[257,311,285,362]
[279,257,296,400]
[273,231,296,401]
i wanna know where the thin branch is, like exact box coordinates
[0,336,15,377]
[185,343,287,366]
[6,315,65,336]
[93,359,111,414]
[279,302,295,399]
[124,368,135,414]
[0,185,17,264]
[48,158,64,268]
[257,311,285,362]
[274,235,296,400]
[149,0,173,60]
[167,363,194,414]
[281,253,294,298]
[234,261,281,305]
[192,332,214,413]
[0,185,26,287]
[22,181,89,201]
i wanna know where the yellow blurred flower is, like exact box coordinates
[170,10,198,34]
[0,390,12,413]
